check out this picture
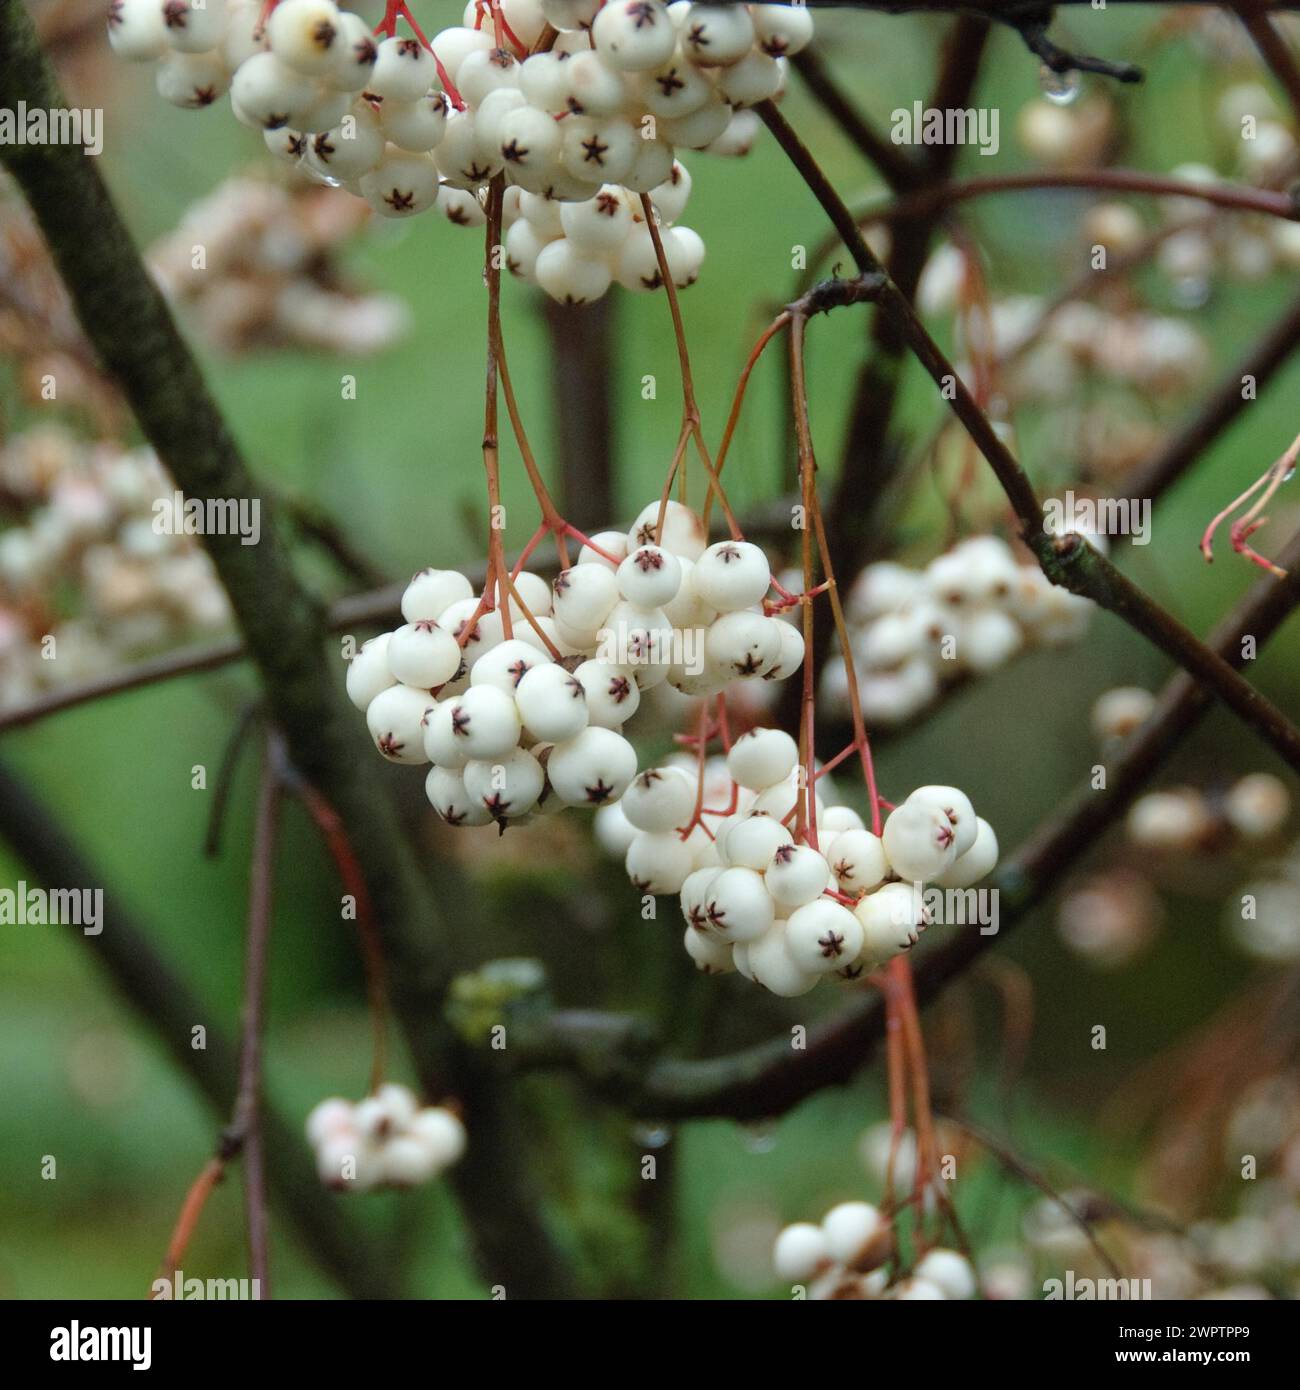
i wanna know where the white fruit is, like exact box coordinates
[514,662,590,742]
[535,237,614,305]
[721,813,793,871]
[386,621,463,689]
[784,899,865,975]
[727,726,797,791]
[1224,773,1290,840]
[554,562,621,629]
[591,0,678,71]
[425,765,494,826]
[704,610,781,679]
[401,568,473,623]
[369,35,436,101]
[752,3,815,58]
[107,0,169,63]
[366,683,433,764]
[882,800,958,880]
[306,1096,354,1146]
[618,544,683,608]
[448,684,525,761]
[345,633,395,710]
[935,817,999,889]
[381,1135,439,1186]
[621,765,697,832]
[267,0,342,76]
[573,659,640,727]
[906,785,977,856]
[627,499,706,560]
[765,843,831,909]
[821,1201,884,1267]
[382,92,450,152]
[772,1222,830,1282]
[914,1248,976,1300]
[626,830,695,894]
[547,726,638,806]
[855,882,928,962]
[360,148,441,217]
[683,924,734,974]
[702,866,774,943]
[463,747,545,818]
[231,52,318,129]
[692,540,772,613]
[826,828,889,894]
[470,638,547,693]
[747,922,820,997]
[409,1106,467,1167]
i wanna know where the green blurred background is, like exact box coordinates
[2,2,1298,1298]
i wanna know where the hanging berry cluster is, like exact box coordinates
[107,0,815,301]
[306,1084,466,1191]
[347,498,804,828]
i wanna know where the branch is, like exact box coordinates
[1029,531,1300,773]
[1236,3,1300,123]
[790,47,921,192]
[1016,11,1144,84]
[757,94,1300,768]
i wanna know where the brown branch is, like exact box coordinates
[1237,4,1300,124]
[875,169,1300,225]
[790,46,921,192]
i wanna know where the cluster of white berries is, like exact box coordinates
[108,0,815,302]
[0,427,231,710]
[306,1084,466,1191]
[148,173,411,354]
[918,246,1211,403]
[773,1203,975,1300]
[347,499,802,826]
[820,535,1092,726]
[600,742,996,994]
[1126,772,1290,853]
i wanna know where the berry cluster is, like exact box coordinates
[0,428,231,710]
[306,1084,466,1190]
[107,0,816,302]
[821,535,1093,726]
[149,173,411,354]
[1096,685,1292,851]
[773,1202,976,1299]
[603,740,995,995]
[1125,773,1291,851]
[346,500,803,827]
